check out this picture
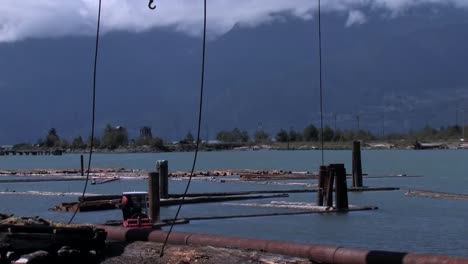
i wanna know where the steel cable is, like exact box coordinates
[159,0,207,257]
[68,0,102,224]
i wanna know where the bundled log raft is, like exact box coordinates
[51,194,289,212]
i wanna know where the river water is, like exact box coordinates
[0,150,467,256]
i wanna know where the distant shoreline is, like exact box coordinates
[3,139,466,155]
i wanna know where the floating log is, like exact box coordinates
[172,205,378,221]
[0,177,85,183]
[92,177,120,185]
[0,191,101,197]
[222,201,376,211]
[80,195,122,202]
[0,168,131,176]
[349,187,400,192]
[103,218,189,227]
[51,194,290,212]
[169,189,315,198]
[405,189,468,200]
[50,199,122,212]
[161,193,289,206]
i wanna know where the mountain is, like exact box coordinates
[1,5,468,143]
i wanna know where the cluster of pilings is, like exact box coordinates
[317,164,348,210]
[316,141,364,209]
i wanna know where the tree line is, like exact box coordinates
[215,125,375,144]
[12,124,466,150]
[215,124,466,144]
[13,124,164,151]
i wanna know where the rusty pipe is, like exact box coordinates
[98,226,467,264]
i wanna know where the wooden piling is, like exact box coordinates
[148,172,160,222]
[333,164,349,210]
[325,166,334,207]
[352,141,363,187]
[317,165,327,206]
[80,155,84,176]
[157,160,169,199]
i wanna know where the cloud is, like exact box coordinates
[0,0,468,42]
[346,10,367,26]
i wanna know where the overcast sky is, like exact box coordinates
[1,0,468,42]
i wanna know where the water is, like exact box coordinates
[1,150,467,256]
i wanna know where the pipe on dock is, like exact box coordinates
[157,160,169,199]
[352,141,363,187]
[148,172,160,222]
[99,227,468,264]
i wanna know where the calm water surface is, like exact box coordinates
[0,150,467,256]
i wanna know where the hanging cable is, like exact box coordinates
[318,0,325,165]
[68,0,102,224]
[159,0,207,257]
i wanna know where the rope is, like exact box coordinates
[159,0,207,257]
[68,0,101,224]
[318,0,325,165]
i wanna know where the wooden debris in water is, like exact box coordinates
[51,193,290,212]
[405,189,468,200]
[222,200,378,212]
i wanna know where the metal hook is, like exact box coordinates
[148,0,156,10]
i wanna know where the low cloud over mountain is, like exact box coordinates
[1,0,468,42]
[0,4,467,143]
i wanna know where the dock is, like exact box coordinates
[0,149,64,156]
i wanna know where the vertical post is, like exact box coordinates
[157,160,169,199]
[80,155,84,176]
[325,165,334,207]
[317,165,327,206]
[333,164,348,210]
[352,141,363,187]
[148,172,160,223]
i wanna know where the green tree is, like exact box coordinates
[216,128,250,143]
[321,126,335,142]
[333,129,343,141]
[71,136,85,149]
[61,139,70,149]
[44,128,60,148]
[180,131,194,144]
[288,129,302,142]
[303,124,318,141]
[87,136,101,149]
[275,129,288,142]
[101,124,129,149]
[240,130,250,143]
[150,137,165,149]
[13,143,33,150]
[254,130,270,143]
